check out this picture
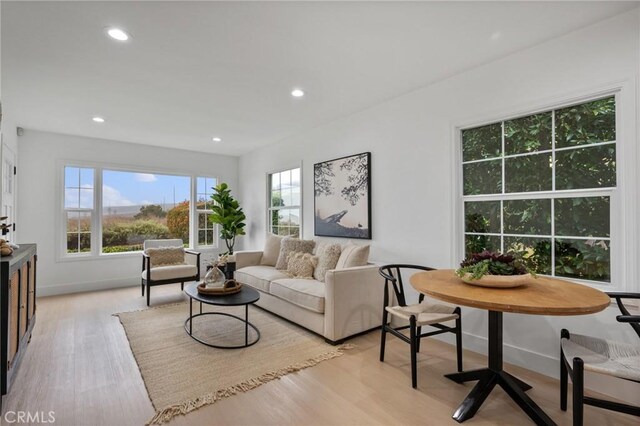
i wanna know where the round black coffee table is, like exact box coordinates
[183,282,260,349]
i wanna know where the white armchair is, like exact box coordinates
[141,239,200,306]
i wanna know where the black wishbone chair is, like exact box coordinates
[560,292,640,425]
[379,265,463,388]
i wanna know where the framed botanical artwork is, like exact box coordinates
[314,152,371,239]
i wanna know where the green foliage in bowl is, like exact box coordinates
[456,250,536,280]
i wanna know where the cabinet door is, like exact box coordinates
[28,257,36,321]
[8,270,19,366]
[20,263,28,338]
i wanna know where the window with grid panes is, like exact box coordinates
[461,96,616,283]
[197,177,217,247]
[64,166,94,254]
[268,168,301,237]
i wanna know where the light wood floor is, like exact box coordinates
[2,285,637,426]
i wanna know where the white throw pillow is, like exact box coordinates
[286,251,318,279]
[260,233,284,266]
[275,238,316,270]
[145,247,185,267]
[335,242,370,269]
[313,243,342,282]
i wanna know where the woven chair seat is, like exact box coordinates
[562,333,640,382]
[385,302,459,326]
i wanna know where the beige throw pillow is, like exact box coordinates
[313,243,342,282]
[286,251,318,279]
[145,247,185,267]
[260,233,284,266]
[275,238,316,270]
[335,242,370,269]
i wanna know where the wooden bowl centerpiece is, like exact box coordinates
[456,250,535,289]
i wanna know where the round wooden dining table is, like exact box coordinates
[410,269,610,426]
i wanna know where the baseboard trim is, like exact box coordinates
[433,331,558,378]
[38,276,140,297]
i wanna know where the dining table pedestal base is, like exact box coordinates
[444,311,556,426]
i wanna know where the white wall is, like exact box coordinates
[18,129,239,296]
[238,10,640,401]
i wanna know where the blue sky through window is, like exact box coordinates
[102,170,191,208]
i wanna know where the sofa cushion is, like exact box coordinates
[336,242,370,269]
[275,238,316,270]
[142,264,197,281]
[260,233,284,267]
[235,265,289,293]
[270,278,325,313]
[145,246,185,266]
[313,243,342,282]
[286,252,317,279]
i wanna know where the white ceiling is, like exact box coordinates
[2,1,637,156]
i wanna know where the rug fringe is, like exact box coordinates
[146,344,355,425]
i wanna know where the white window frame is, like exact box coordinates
[195,177,217,248]
[452,82,637,293]
[267,165,303,237]
[62,166,96,257]
[57,160,220,261]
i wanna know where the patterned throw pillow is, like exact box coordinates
[335,242,370,269]
[260,233,284,266]
[313,243,342,282]
[145,247,185,267]
[275,238,316,270]
[286,252,318,279]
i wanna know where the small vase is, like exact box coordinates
[204,266,226,289]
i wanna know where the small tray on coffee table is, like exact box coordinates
[197,280,242,296]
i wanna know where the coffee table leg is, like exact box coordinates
[245,304,249,346]
[200,301,202,315]
[189,297,193,335]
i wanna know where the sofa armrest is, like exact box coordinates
[235,250,264,269]
[324,265,385,342]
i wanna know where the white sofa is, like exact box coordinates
[234,250,385,344]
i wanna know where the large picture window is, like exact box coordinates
[62,165,218,257]
[461,96,616,283]
[102,170,191,253]
[268,168,301,237]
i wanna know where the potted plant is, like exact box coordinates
[210,183,246,255]
[455,250,536,288]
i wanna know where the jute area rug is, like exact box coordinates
[115,302,352,425]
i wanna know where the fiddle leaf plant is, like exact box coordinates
[209,183,246,255]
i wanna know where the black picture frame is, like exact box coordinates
[314,152,371,239]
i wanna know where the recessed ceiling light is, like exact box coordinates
[490,31,502,41]
[212,137,222,142]
[291,89,305,98]
[92,116,105,123]
[107,28,130,41]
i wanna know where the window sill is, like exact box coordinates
[57,246,219,263]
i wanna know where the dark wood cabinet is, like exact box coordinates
[1,244,37,411]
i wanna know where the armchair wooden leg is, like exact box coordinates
[573,357,584,426]
[410,315,418,389]
[560,329,569,412]
[455,312,463,372]
[146,284,151,306]
[141,281,145,297]
[416,326,422,353]
[181,282,184,291]
[380,308,388,362]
